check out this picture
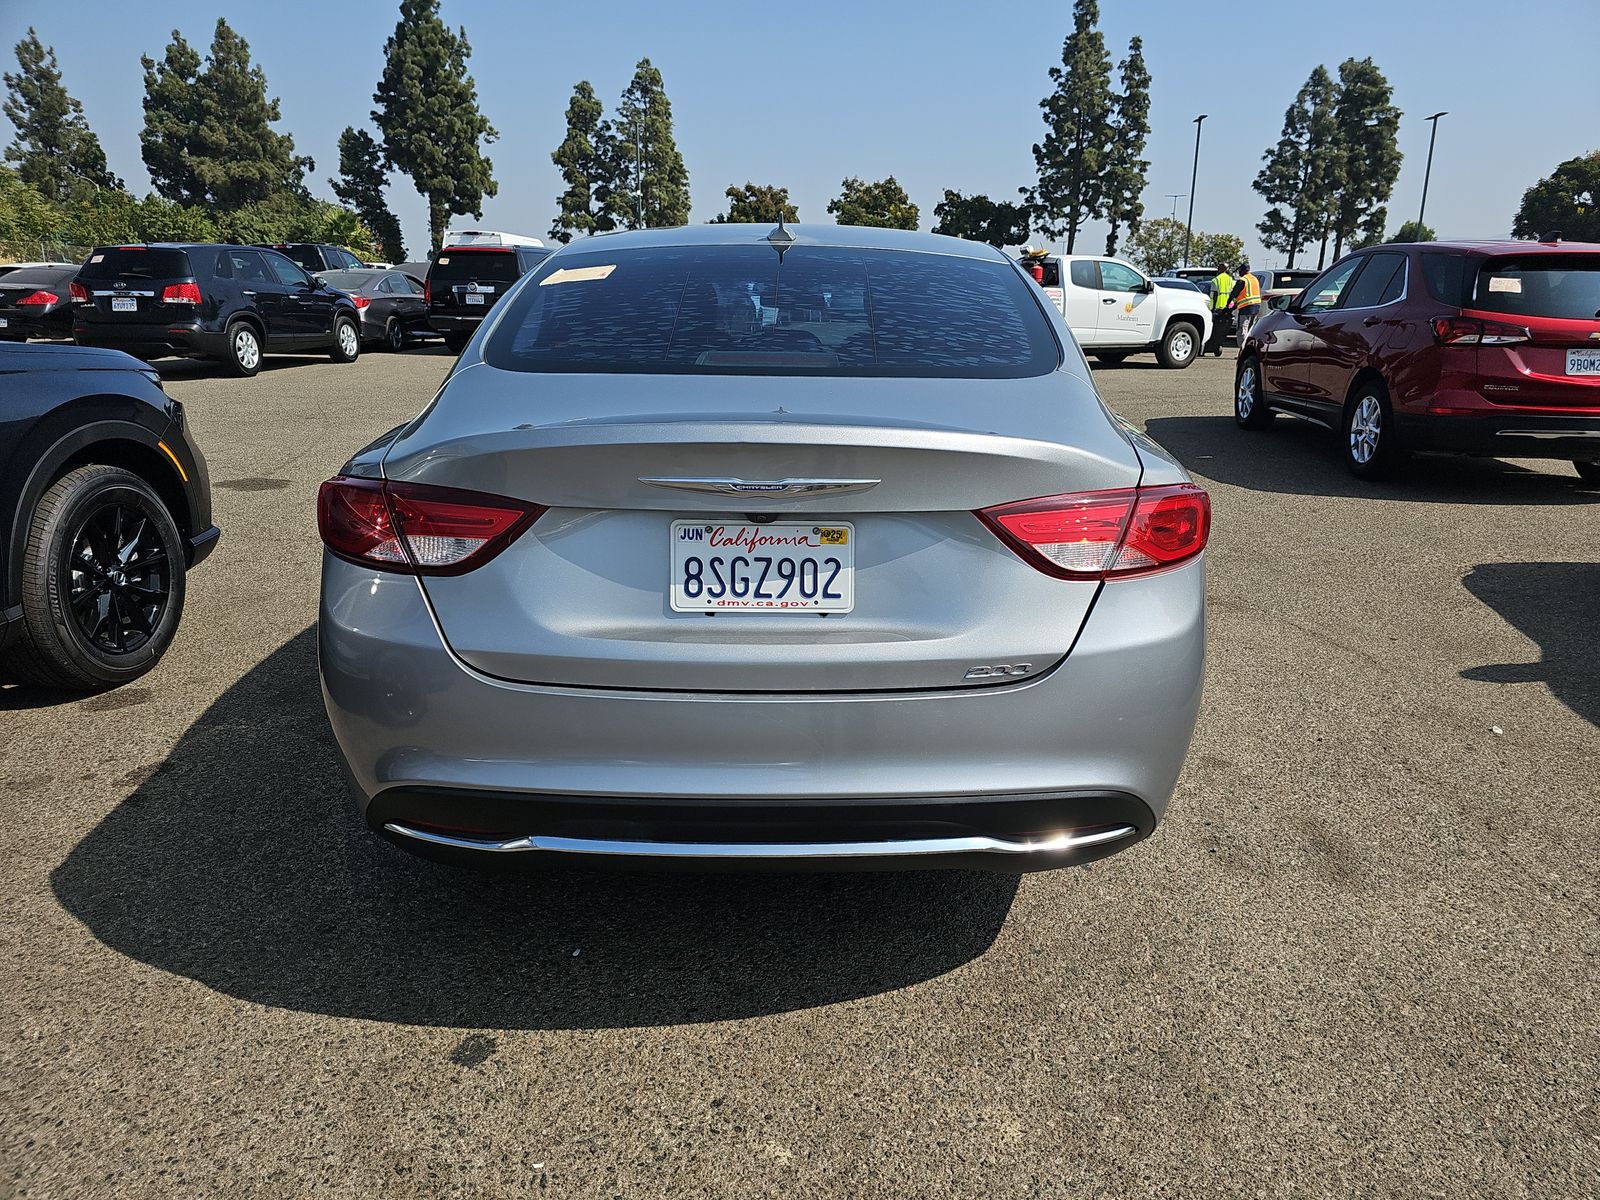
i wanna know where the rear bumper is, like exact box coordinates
[428,313,484,335]
[73,320,226,359]
[1397,409,1600,459]
[319,552,1205,872]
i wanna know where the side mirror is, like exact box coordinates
[1140,278,1155,294]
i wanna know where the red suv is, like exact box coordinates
[1236,239,1600,480]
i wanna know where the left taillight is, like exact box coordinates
[161,282,203,306]
[978,484,1211,580]
[316,476,543,576]
[15,290,60,306]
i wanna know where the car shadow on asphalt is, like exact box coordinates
[1459,562,1600,728]
[1144,414,1598,505]
[49,627,1019,1029]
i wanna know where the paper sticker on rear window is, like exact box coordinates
[540,264,616,286]
[1488,276,1521,293]
[436,256,449,265]
[90,254,103,262]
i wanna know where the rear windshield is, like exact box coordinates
[1261,270,1318,291]
[431,249,524,285]
[272,245,323,272]
[319,270,380,290]
[1469,255,1600,321]
[0,266,75,287]
[78,248,193,281]
[486,244,1060,378]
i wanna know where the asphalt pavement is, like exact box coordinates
[3,345,1596,1198]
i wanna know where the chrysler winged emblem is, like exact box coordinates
[639,477,881,498]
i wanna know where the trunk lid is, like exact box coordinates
[75,247,198,326]
[428,248,521,318]
[1466,253,1600,409]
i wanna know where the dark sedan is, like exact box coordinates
[0,343,217,690]
[315,268,433,351]
[0,265,78,341]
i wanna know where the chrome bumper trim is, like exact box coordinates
[1494,429,1600,440]
[382,821,1139,859]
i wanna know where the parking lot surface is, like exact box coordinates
[4,349,1596,1197]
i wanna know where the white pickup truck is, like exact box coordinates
[1022,253,1211,369]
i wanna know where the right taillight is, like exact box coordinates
[978,484,1210,580]
[69,281,89,304]
[317,476,543,576]
[1432,315,1530,345]
[161,282,202,306]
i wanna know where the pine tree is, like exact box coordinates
[1101,36,1150,257]
[1029,0,1113,252]
[602,59,690,230]
[827,177,919,230]
[549,81,605,242]
[3,28,120,201]
[930,190,1029,247]
[710,183,798,224]
[139,20,309,209]
[1253,66,1339,268]
[372,0,498,251]
[331,127,404,260]
[1329,57,1402,259]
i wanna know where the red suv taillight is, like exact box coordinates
[1431,315,1529,345]
[423,278,431,304]
[69,281,88,304]
[978,484,1211,579]
[317,477,543,576]
[161,282,203,306]
[15,290,59,306]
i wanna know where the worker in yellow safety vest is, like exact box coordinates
[1204,263,1233,356]
[1229,262,1262,348]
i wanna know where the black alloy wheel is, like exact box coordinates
[65,501,171,654]
[385,317,405,352]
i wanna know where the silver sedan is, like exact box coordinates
[317,224,1208,871]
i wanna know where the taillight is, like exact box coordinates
[978,484,1211,579]
[161,282,203,306]
[316,476,543,575]
[350,294,371,309]
[1432,315,1529,345]
[423,278,431,304]
[69,281,88,304]
[15,290,59,306]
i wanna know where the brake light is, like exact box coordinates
[349,294,370,308]
[978,484,1211,579]
[161,282,202,306]
[15,290,59,306]
[316,477,543,575]
[69,281,88,304]
[423,278,431,304]
[1432,316,1529,345]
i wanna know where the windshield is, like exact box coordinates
[484,244,1060,378]
[77,248,192,281]
[319,270,380,291]
[1470,255,1600,321]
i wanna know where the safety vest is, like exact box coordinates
[1211,273,1233,310]
[1235,273,1261,308]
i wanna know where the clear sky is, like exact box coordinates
[4,0,1597,265]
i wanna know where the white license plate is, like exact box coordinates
[464,293,485,306]
[111,297,137,312]
[1566,349,1600,376]
[670,521,854,613]
[0,318,7,328]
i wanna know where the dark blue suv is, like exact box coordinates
[72,243,364,376]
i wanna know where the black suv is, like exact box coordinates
[426,243,552,352]
[72,244,363,376]
[255,243,368,273]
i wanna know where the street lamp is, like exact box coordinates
[1417,111,1447,234]
[1183,115,1207,267]
[1166,193,1187,222]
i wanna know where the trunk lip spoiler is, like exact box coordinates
[638,476,881,498]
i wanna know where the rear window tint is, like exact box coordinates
[78,248,192,281]
[1069,260,1098,288]
[273,245,323,272]
[320,270,380,290]
[1470,255,1600,321]
[1422,253,1467,305]
[0,267,75,287]
[431,250,523,285]
[484,244,1060,379]
[1340,253,1406,309]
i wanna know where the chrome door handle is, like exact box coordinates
[1362,316,1382,326]
[242,290,256,297]
[1101,297,1117,304]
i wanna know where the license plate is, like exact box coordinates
[464,293,485,306]
[111,297,137,312]
[0,318,7,328]
[1566,348,1600,376]
[670,521,854,613]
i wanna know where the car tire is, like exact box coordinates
[1575,460,1600,484]
[444,333,470,355]
[4,465,187,691]
[1092,351,1129,366]
[224,320,262,378]
[1234,356,1272,430]
[384,318,405,352]
[1343,380,1401,479]
[331,316,361,363]
[1157,322,1199,369]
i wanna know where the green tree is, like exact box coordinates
[1254,65,1340,268]
[1512,150,1600,242]
[372,0,498,251]
[1029,0,1113,252]
[1101,36,1150,256]
[600,59,690,230]
[710,182,798,224]
[1126,217,1242,276]
[139,20,310,209]
[1389,219,1435,243]
[4,29,120,202]
[827,176,918,230]
[330,127,404,260]
[549,81,606,242]
[930,190,1029,247]
[1193,230,1246,271]
[1329,57,1402,259]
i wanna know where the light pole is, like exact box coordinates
[1417,111,1447,235]
[1183,114,1207,267]
[1166,193,1187,222]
